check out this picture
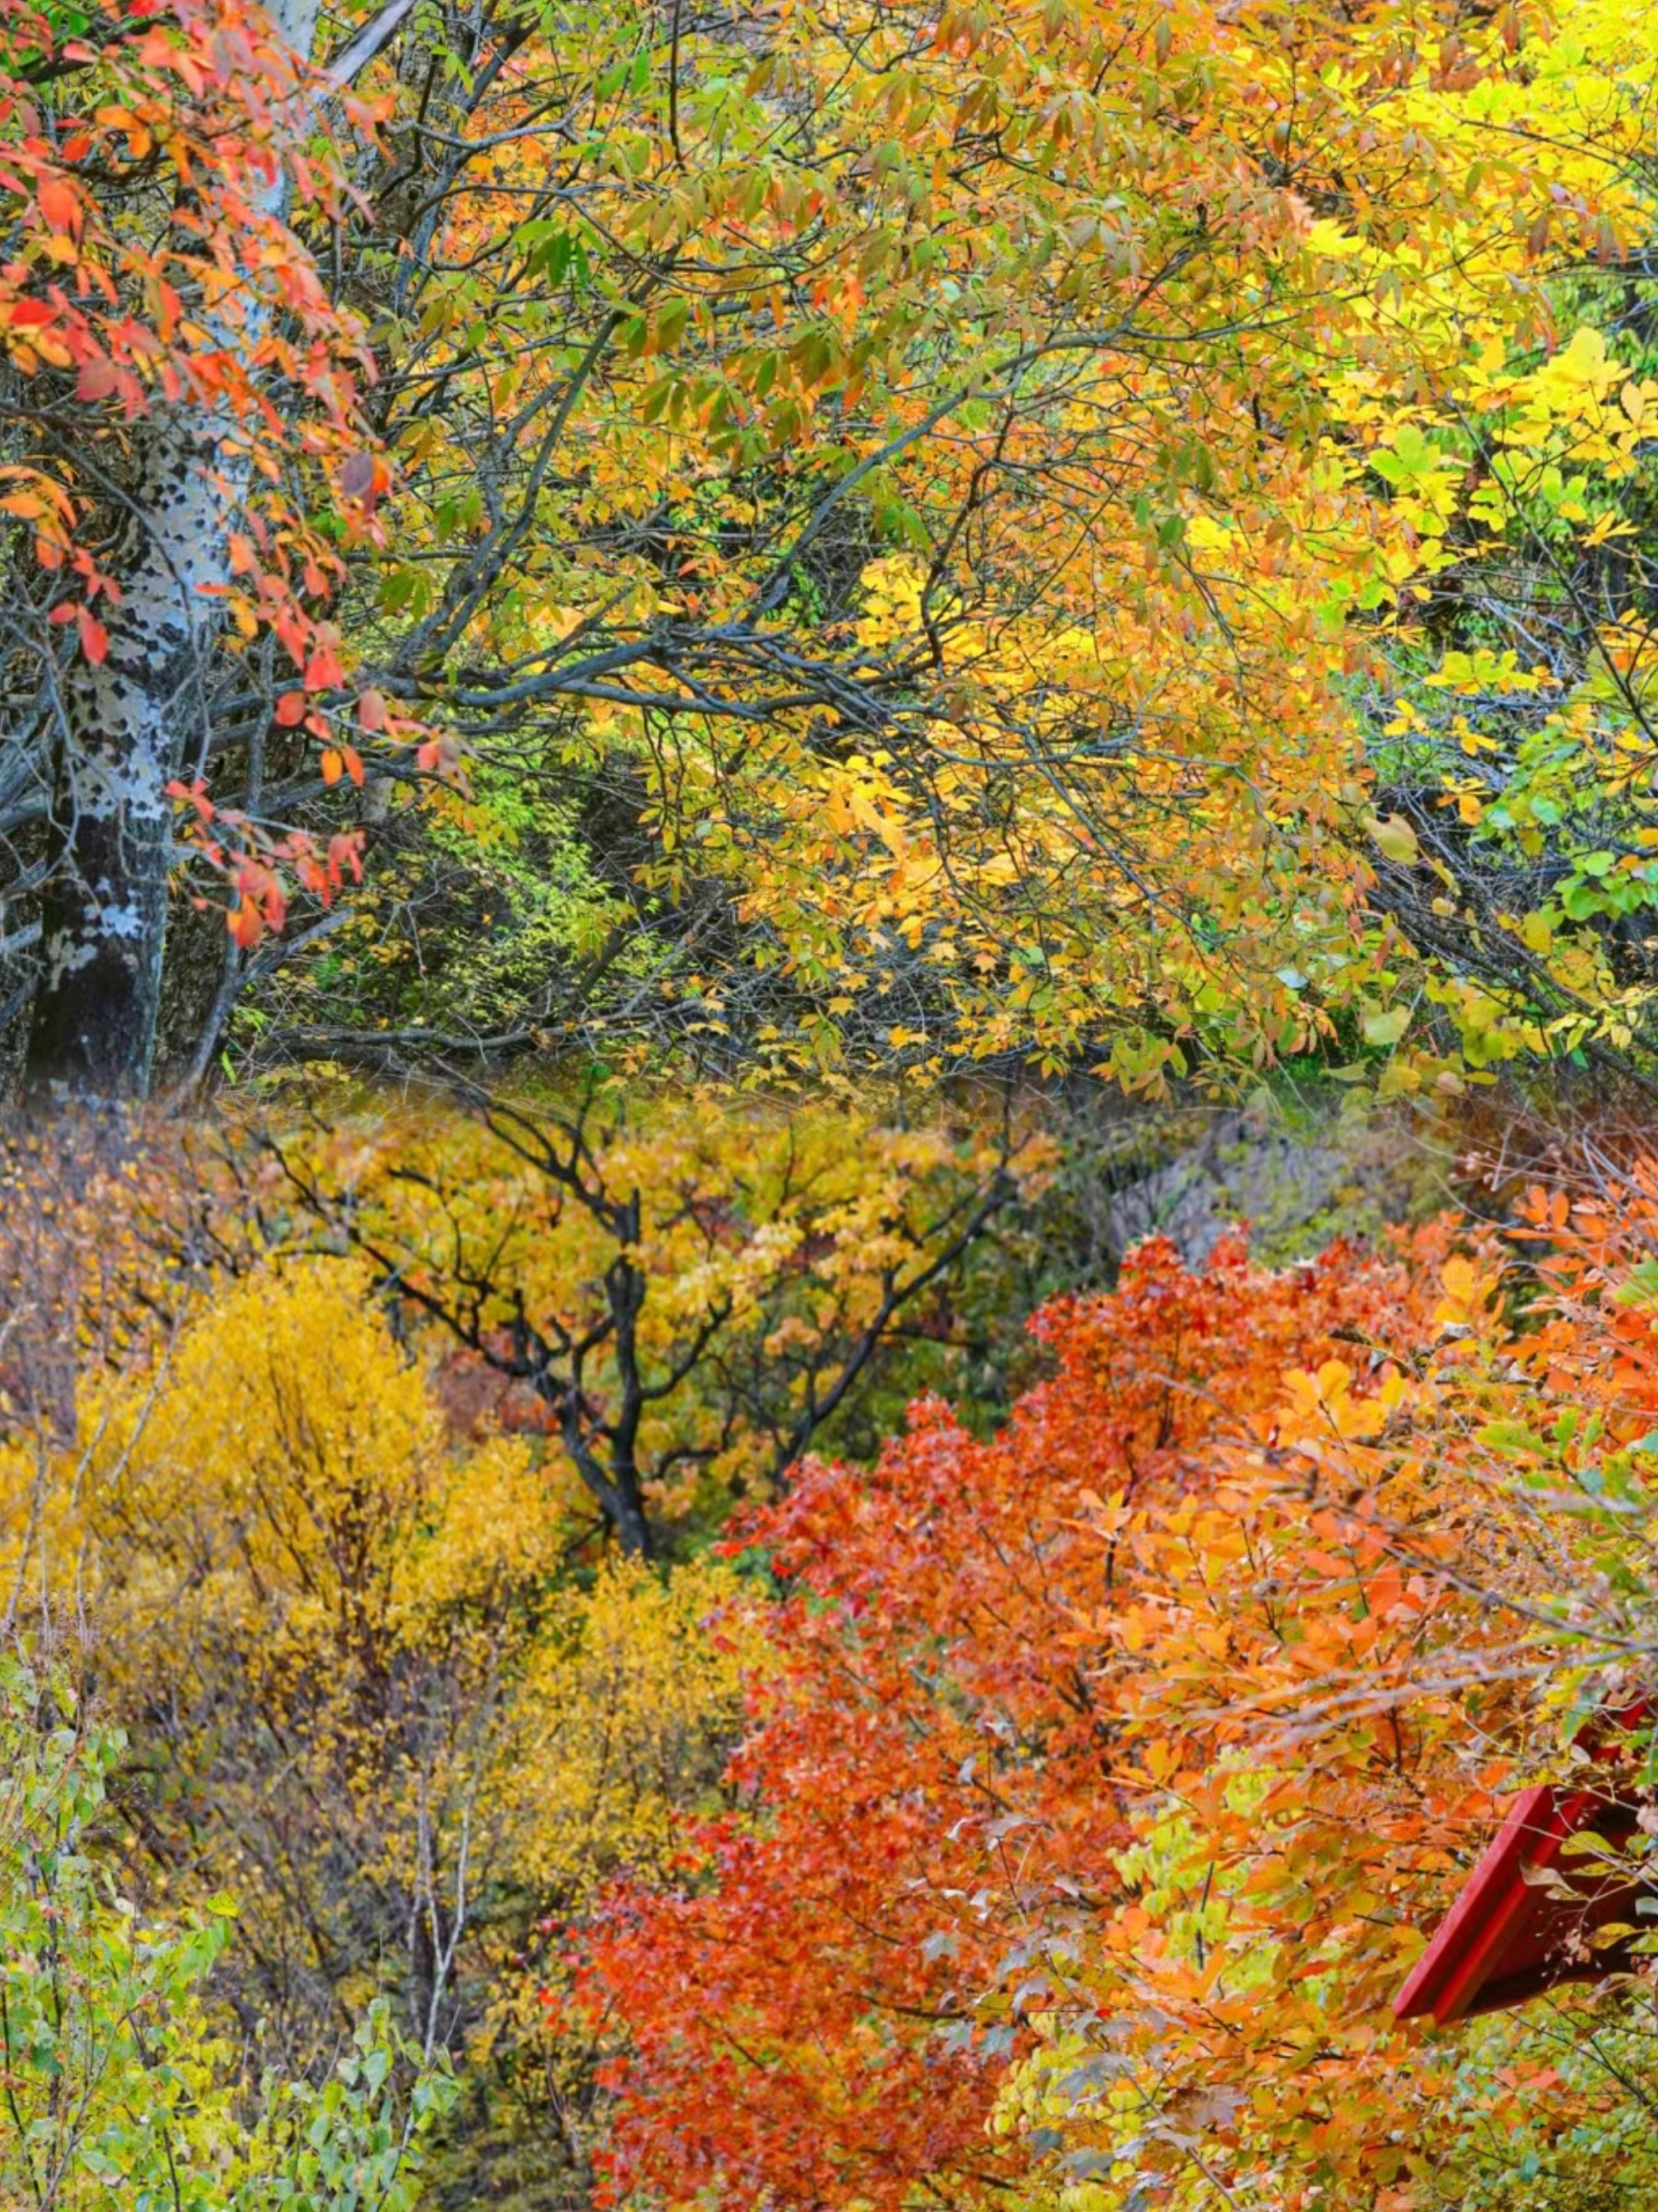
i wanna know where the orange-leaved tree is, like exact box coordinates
[580,1193,1658,2212]
[574,1229,1457,2208]
[978,1177,1658,2211]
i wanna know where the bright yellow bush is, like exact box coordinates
[0,1242,771,2137]
[90,1259,442,1697]
[507,1552,767,1906]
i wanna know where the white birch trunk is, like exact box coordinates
[24,0,323,1099]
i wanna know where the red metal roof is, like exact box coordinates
[1394,1784,1643,2024]
[1396,1704,1654,2027]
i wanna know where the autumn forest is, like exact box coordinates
[6,0,1658,2207]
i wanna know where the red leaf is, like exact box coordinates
[77,605,107,664]
[356,689,387,733]
[167,778,215,823]
[274,691,307,727]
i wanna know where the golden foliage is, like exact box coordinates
[0,1239,767,2121]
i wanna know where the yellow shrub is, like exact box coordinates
[0,1245,772,2107]
[507,1552,768,1906]
[88,1258,443,1703]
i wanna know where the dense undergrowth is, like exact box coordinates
[2,1079,1658,2211]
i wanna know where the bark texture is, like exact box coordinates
[26,421,230,1097]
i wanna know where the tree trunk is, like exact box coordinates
[25,419,233,1099]
[23,0,324,1103]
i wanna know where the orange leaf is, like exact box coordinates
[228,900,263,949]
[37,178,79,234]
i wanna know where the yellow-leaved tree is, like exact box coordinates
[262,1081,1033,1555]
